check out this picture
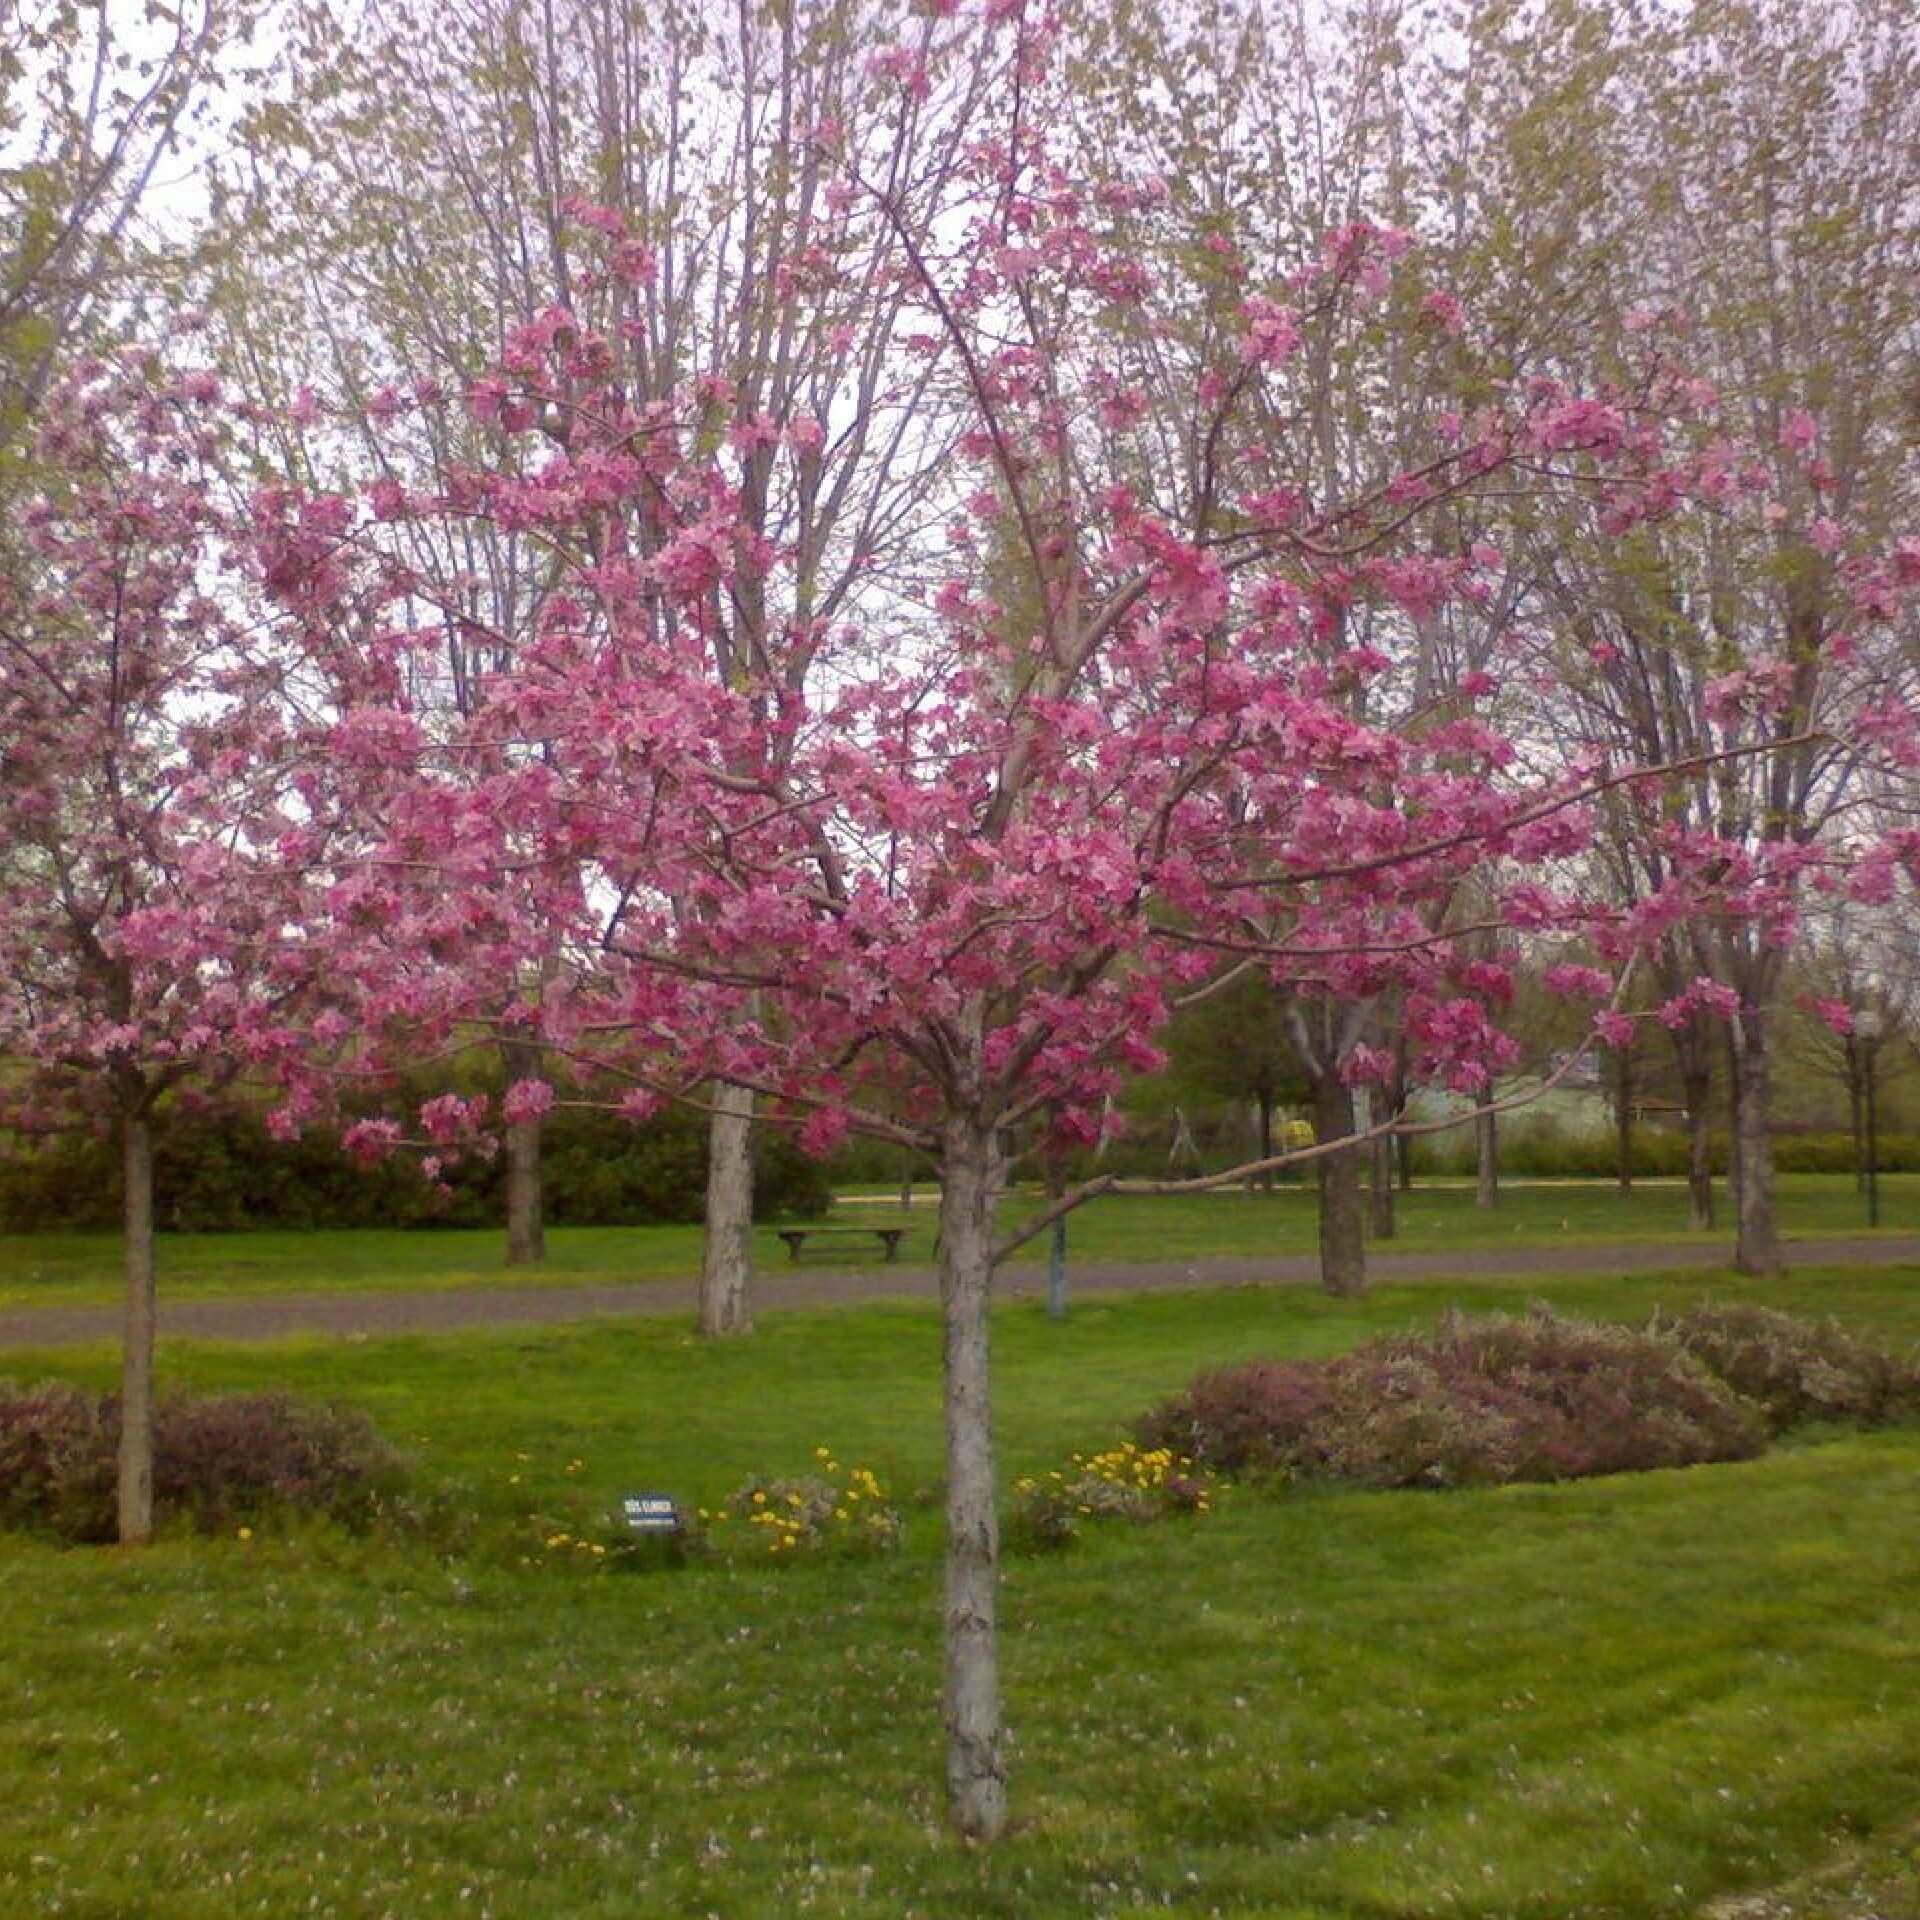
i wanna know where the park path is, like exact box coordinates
[3,1235,1919,1349]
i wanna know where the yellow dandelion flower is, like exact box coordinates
[236,1526,253,1542]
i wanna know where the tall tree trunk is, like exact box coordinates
[1728,1016,1785,1274]
[1257,1088,1274,1190]
[503,1116,546,1265]
[119,1109,156,1546]
[1614,1040,1635,1194]
[501,1033,547,1268]
[1475,1108,1499,1209]
[1368,1127,1395,1239]
[1313,1073,1365,1296]
[938,1121,1006,1841]
[699,1081,755,1337]
[1684,1065,1715,1231]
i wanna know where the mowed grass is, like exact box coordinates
[2,1171,1916,1308]
[4,1265,1920,1917]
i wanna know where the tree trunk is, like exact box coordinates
[1728,1017,1785,1275]
[1313,1073,1365,1296]
[1369,1128,1395,1239]
[500,1037,547,1266]
[503,1117,546,1267]
[119,1109,156,1546]
[1683,1065,1715,1230]
[1257,1088,1274,1190]
[937,1122,1007,1841]
[1475,1108,1498,1209]
[1614,1041,1634,1194]
[699,1082,755,1337]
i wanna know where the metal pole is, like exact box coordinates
[1867,1040,1881,1229]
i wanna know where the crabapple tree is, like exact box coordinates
[0,347,329,1543]
[271,8,1920,1844]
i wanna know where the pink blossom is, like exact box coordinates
[502,1078,556,1125]
[1778,408,1819,455]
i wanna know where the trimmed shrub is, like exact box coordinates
[1134,1308,1772,1492]
[0,1380,116,1541]
[1135,1360,1331,1473]
[1655,1302,1920,1433]
[0,1381,408,1542]
[1318,1313,1767,1488]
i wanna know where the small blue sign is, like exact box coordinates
[622,1493,680,1534]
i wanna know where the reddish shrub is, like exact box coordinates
[1135,1309,1771,1493]
[0,1379,117,1541]
[1350,1312,1768,1485]
[1654,1302,1920,1433]
[0,1380,407,1543]
[1134,1359,1332,1473]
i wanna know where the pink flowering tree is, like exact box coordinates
[1535,402,1920,1272]
[0,347,331,1542]
[261,10,1920,1841]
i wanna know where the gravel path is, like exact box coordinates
[3,1236,1918,1349]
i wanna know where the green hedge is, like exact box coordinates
[0,1105,832,1234]
[1408,1127,1920,1180]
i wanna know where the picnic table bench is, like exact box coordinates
[774,1223,911,1263]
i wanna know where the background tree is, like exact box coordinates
[1,0,254,465]
[1433,0,1920,1273]
[1156,964,1306,1182]
[214,0,967,1326]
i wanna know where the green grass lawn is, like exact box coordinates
[2,1172,1915,1309]
[4,1265,1920,1916]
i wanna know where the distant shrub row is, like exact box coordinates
[0,1105,833,1233]
[824,1124,1920,1189]
[1409,1127,1920,1180]
[0,1383,409,1542]
[1136,1304,1920,1492]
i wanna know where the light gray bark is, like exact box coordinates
[1368,1129,1395,1239]
[1313,1073,1365,1296]
[118,1110,156,1546]
[699,1082,755,1337]
[1475,1108,1499,1209]
[503,1118,546,1266]
[501,1038,546,1266]
[938,1121,1007,1841]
